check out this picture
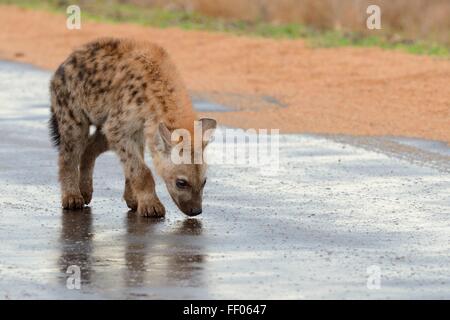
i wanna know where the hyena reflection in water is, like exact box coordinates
[49,38,216,217]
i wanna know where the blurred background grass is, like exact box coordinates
[1,0,449,56]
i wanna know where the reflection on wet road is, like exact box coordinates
[0,61,449,299]
[122,213,205,293]
[59,208,94,288]
[55,207,208,299]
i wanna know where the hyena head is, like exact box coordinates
[152,118,217,216]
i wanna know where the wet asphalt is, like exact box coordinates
[0,61,449,299]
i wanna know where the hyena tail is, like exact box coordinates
[49,109,60,149]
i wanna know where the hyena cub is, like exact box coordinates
[49,38,216,217]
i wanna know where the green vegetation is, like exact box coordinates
[1,0,448,57]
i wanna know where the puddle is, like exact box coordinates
[191,90,287,112]
[326,134,450,173]
[191,99,231,112]
[0,60,449,299]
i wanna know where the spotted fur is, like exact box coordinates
[49,38,216,217]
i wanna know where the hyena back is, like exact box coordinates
[49,38,216,217]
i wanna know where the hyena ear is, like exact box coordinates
[200,118,217,146]
[156,122,172,154]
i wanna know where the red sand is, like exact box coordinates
[0,5,449,143]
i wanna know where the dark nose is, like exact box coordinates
[189,208,202,216]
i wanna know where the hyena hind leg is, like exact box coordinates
[57,112,90,210]
[78,128,142,210]
[79,129,109,205]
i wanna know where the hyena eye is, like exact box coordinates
[176,179,189,189]
[202,179,207,187]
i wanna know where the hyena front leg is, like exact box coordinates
[123,178,138,211]
[79,130,109,205]
[57,112,89,209]
[122,140,143,211]
[103,125,165,217]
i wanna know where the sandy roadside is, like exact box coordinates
[0,5,449,144]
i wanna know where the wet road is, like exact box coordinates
[0,61,449,299]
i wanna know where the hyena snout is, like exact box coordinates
[178,200,202,217]
[188,207,202,217]
[171,192,203,216]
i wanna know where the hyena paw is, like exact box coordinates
[124,196,138,211]
[79,182,93,205]
[123,187,138,211]
[137,197,165,218]
[62,193,85,210]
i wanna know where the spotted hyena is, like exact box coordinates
[49,38,216,217]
